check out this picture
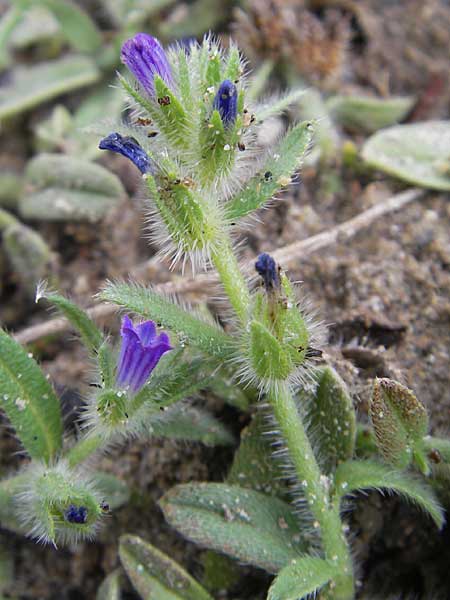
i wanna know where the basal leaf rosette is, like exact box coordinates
[15,461,104,546]
[237,254,323,392]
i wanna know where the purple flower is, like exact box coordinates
[64,505,88,524]
[255,253,280,290]
[99,133,153,174]
[116,315,172,393]
[121,33,172,97]
[213,80,238,127]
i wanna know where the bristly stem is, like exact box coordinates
[66,434,104,468]
[268,381,354,598]
[211,231,354,597]
[210,235,250,324]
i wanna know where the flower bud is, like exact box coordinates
[121,33,172,97]
[213,80,238,127]
[370,378,429,472]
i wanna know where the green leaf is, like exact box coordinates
[100,282,235,360]
[246,60,274,103]
[0,329,62,462]
[227,411,288,498]
[370,378,429,471]
[154,406,234,446]
[96,569,121,600]
[0,474,25,534]
[21,153,125,222]
[25,153,125,198]
[2,223,52,297]
[225,121,312,221]
[327,95,414,133]
[36,286,104,354]
[361,121,450,191]
[160,483,310,573]
[300,366,356,474]
[255,88,306,123]
[36,0,101,53]
[0,55,99,121]
[91,472,130,511]
[334,460,445,529]
[20,188,122,222]
[268,556,338,600]
[0,6,24,69]
[119,534,213,600]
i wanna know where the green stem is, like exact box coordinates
[208,224,353,597]
[65,434,103,468]
[210,235,250,324]
[269,382,354,599]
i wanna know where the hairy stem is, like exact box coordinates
[269,382,354,599]
[65,435,104,468]
[210,235,250,324]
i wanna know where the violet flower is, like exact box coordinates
[121,33,172,97]
[99,133,153,175]
[255,253,280,291]
[64,505,88,524]
[213,80,238,127]
[116,315,172,393]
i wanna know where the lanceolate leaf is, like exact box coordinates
[225,121,312,221]
[119,534,213,600]
[160,483,310,573]
[153,406,234,446]
[36,286,104,354]
[327,95,414,133]
[34,0,102,53]
[255,88,306,123]
[91,472,130,511]
[361,121,450,191]
[100,282,235,360]
[301,366,356,474]
[0,329,62,462]
[334,460,445,529]
[227,411,288,499]
[0,55,99,120]
[96,569,121,600]
[268,556,338,600]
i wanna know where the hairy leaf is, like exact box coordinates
[100,282,235,360]
[334,460,445,529]
[0,329,62,462]
[154,406,234,446]
[327,95,414,133]
[119,534,213,600]
[268,556,338,600]
[0,55,99,120]
[96,569,121,600]
[160,483,310,573]
[225,121,312,221]
[255,88,306,123]
[227,411,288,498]
[92,472,130,511]
[362,121,450,191]
[37,286,104,354]
[300,366,356,474]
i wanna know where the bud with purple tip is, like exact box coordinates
[255,253,280,291]
[116,315,173,393]
[213,80,238,127]
[99,132,153,175]
[121,33,172,97]
[64,505,88,524]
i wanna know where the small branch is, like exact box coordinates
[13,188,423,345]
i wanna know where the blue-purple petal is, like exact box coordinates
[99,132,152,174]
[116,315,173,393]
[121,33,172,97]
[213,80,238,127]
[255,253,280,290]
